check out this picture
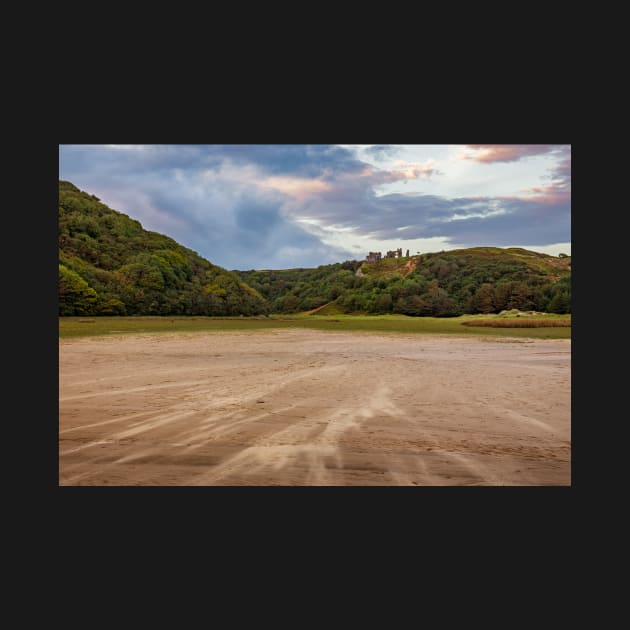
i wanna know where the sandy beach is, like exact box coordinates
[59,330,571,485]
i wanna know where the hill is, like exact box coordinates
[58,180,570,318]
[236,247,571,316]
[58,181,268,316]
[234,261,362,313]
[360,247,570,280]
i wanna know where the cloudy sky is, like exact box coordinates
[59,144,571,270]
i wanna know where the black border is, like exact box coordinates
[50,91,579,558]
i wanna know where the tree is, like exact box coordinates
[493,283,513,312]
[474,283,496,314]
[547,291,571,313]
[58,264,98,315]
[375,293,393,313]
[284,295,299,312]
[428,291,459,317]
[507,283,533,311]
[97,298,126,315]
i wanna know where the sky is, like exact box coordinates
[59,144,571,270]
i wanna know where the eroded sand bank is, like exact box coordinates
[59,330,571,485]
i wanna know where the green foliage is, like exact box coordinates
[548,292,571,313]
[58,264,98,315]
[59,180,571,318]
[473,283,496,313]
[234,263,361,314]
[237,247,571,317]
[546,276,571,314]
[58,181,267,317]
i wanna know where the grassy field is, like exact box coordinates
[59,313,571,339]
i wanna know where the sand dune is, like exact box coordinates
[59,330,570,485]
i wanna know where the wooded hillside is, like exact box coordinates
[58,181,267,316]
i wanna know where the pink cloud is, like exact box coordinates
[519,184,571,205]
[260,176,332,199]
[390,160,440,179]
[518,151,571,205]
[462,144,564,163]
[352,161,440,186]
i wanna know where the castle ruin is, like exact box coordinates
[367,248,403,262]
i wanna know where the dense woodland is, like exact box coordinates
[236,248,571,316]
[59,181,571,317]
[58,182,268,316]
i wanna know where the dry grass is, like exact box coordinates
[461,318,571,328]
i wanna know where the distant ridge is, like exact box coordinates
[235,247,570,316]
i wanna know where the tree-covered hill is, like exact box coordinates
[58,180,570,318]
[58,181,267,316]
[235,247,571,316]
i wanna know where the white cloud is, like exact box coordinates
[60,144,571,269]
